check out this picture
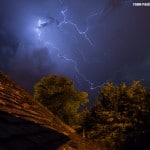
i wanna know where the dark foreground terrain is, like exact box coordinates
[0,71,101,150]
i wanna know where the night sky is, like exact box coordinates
[0,0,150,96]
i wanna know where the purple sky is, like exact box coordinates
[0,0,150,96]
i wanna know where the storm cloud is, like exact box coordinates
[0,0,150,94]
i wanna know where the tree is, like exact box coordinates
[82,81,150,149]
[34,74,89,126]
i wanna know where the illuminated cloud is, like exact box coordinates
[0,0,150,95]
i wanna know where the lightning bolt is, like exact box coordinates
[57,54,101,90]
[35,0,130,91]
[58,9,94,47]
[42,40,103,90]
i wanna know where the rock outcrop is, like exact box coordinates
[0,71,100,150]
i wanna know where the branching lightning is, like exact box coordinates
[35,1,131,91]
[40,40,103,90]
[58,9,94,46]
[57,54,103,90]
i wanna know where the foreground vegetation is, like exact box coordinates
[81,81,150,149]
[34,75,150,150]
[34,75,88,126]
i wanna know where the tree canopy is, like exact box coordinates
[34,75,150,149]
[34,74,89,126]
[81,81,150,149]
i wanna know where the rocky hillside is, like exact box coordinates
[0,71,101,150]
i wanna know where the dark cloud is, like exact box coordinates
[0,29,18,71]
[0,0,150,95]
[8,47,54,92]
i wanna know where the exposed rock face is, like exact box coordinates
[0,71,100,150]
